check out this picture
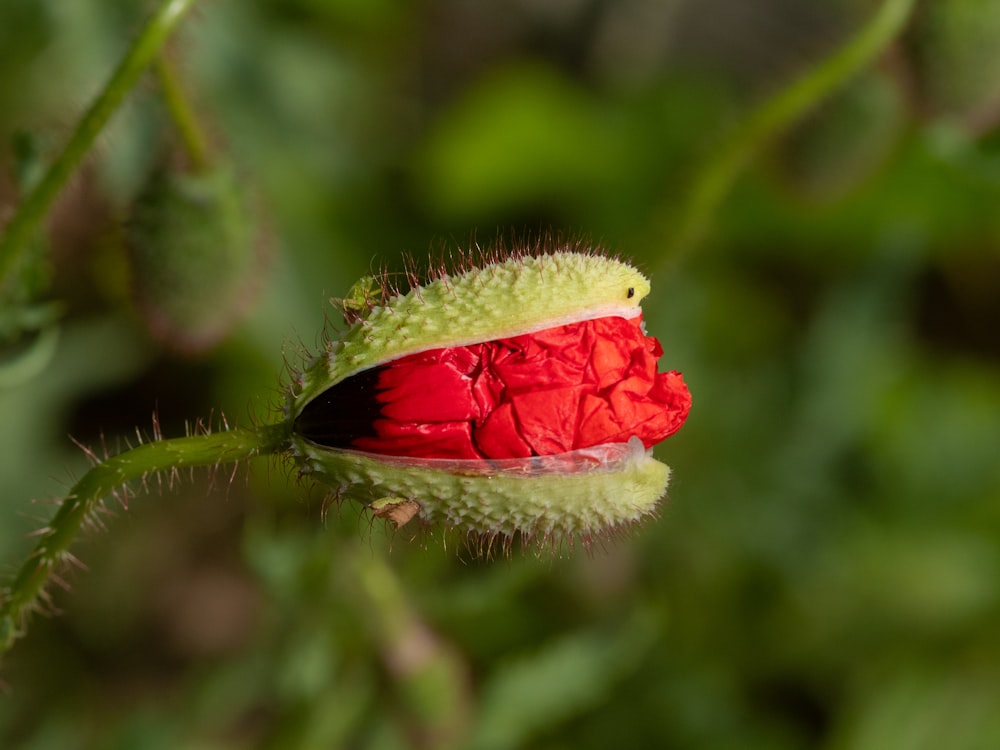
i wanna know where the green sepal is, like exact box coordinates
[293,436,670,540]
[291,251,651,418]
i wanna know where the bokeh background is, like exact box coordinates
[3,0,1000,748]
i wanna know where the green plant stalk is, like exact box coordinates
[660,0,917,260]
[156,53,211,172]
[0,0,199,288]
[352,549,471,749]
[0,422,289,658]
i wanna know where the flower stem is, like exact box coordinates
[658,0,917,262]
[156,53,211,172]
[0,421,289,659]
[0,0,199,289]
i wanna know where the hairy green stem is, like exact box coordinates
[0,0,199,288]
[0,422,289,658]
[156,53,211,172]
[659,0,917,261]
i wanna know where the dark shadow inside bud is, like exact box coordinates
[294,366,383,447]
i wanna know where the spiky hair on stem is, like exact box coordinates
[0,411,284,661]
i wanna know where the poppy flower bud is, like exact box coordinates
[127,163,263,353]
[904,0,1000,133]
[287,247,691,545]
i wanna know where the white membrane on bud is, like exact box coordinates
[296,436,669,540]
[337,436,651,477]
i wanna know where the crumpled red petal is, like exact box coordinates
[351,315,691,460]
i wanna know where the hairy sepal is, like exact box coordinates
[290,251,651,415]
[291,436,669,540]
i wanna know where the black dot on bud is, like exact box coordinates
[627,287,635,299]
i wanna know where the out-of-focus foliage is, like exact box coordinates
[2,0,1000,748]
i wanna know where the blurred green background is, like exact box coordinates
[2,0,1000,748]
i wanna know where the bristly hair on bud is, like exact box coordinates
[287,236,691,552]
[333,235,623,326]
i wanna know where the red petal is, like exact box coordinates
[353,420,480,460]
[651,370,693,439]
[488,329,591,393]
[590,326,634,390]
[375,347,481,422]
[475,402,532,458]
[511,385,587,455]
[351,315,691,460]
